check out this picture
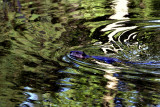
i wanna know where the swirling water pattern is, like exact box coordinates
[0,0,160,106]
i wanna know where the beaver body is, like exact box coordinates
[70,51,160,65]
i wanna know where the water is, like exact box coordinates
[0,0,160,106]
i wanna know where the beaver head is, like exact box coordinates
[70,51,90,59]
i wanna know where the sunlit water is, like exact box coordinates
[0,0,160,107]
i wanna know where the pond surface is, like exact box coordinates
[0,0,160,107]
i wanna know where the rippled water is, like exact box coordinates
[0,0,160,107]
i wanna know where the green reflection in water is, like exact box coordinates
[49,67,108,107]
[0,0,160,106]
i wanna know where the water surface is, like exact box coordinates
[0,0,160,106]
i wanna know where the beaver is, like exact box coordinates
[70,51,160,65]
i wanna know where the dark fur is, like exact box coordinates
[70,51,160,65]
[70,51,90,59]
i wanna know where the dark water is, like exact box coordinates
[0,0,160,107]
